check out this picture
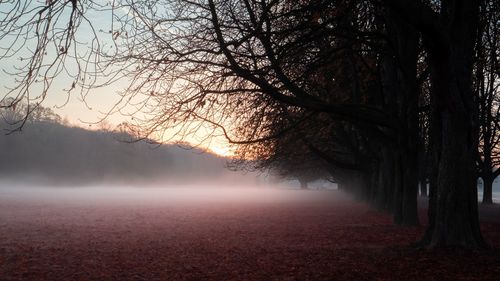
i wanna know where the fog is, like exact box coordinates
[0,181,340,207]
[0,109,341,208]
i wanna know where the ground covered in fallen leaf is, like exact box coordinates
[0,186,499,280]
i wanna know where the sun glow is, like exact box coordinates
[209,145,233,157]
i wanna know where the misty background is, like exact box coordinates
[0,102,497,203]
[0,103,254,187]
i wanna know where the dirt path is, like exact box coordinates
[1,187,499,281]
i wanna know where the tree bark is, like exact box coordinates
[430,108,484,247]
[381,10,420,226]
[421,0,485,248]
[482,176,493,204]
[420,182,428,197]
[377,148,393,211]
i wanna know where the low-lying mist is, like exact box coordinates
[0,181,339,206]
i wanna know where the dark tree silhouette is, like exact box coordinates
[394,0,486,248]
[476,0,500,205]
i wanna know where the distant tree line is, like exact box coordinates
[0,102,226,185]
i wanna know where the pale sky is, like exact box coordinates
[0,1,234,157]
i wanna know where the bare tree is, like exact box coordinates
[476,0,500,204]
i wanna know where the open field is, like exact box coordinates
[1,186,499,281]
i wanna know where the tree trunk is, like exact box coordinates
[377,148,393,211]
[431,110,484,247]
[421,0,485,248]
[482,176,493,204]
[392,153,403,224]
[420,80,484,248]
[401,160,419,225]
[419,173,437,246]
[299,178,308,189]
[393,148,419,225]
[381,10,420,226]
[420,182,428,197]
[480,143,494,205]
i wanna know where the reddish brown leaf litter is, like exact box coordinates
[0,187,499,281]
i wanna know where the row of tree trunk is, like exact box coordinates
[331,0,487,248]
